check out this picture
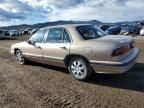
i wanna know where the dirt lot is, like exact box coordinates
[0,36,144,108]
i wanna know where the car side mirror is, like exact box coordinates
[27,40,32,44]
[27,40,35,45]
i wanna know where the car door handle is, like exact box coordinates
[35,46,41,49]
[60,46,67,50]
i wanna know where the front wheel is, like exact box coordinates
[15,50,26,65]
[68,57,93,81]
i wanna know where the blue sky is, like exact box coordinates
[0,0,144,26]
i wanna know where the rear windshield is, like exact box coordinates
[77,25,106,40]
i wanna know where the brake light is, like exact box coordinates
[111,46,129,57]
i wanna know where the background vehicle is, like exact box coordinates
[3,30,10,36]
[23,28,32,34]
[120,25,134,35]
[19,29,25,35]
[10,24,139,81]
[9,30,19,37]
[30,28,39,35]
[0,30,5,38]
[140,27,144,36]
[99,24,111,31]
[105,25,121,35]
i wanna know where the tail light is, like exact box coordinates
[111,46,130,57]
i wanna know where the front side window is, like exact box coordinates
[30,29,45,43]
[46,28,70,43]
[77,25,106,40]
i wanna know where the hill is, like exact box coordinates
[0,20,102,30]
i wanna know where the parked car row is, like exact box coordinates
[19,28,40,35]
[0,29,19,38]
[0,28,40,39]
[1,23,144,39]
[99,23,144,36]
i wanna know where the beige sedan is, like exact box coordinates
[10,24,139,80]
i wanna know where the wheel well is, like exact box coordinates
[14,48,20,55]
[64,54,89,66]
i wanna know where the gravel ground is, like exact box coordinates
[0,37,144,108]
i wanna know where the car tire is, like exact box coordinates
[15,50,26,65]
[68,57,93,81]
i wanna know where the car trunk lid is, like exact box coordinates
[97,35,134,45]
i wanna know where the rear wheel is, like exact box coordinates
[68,57,93,81]
[15,50,26,65]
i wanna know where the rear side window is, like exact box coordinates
[46,28,70,43]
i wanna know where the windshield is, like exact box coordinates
[77,25,107,40]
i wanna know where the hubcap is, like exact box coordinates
[16,51,24,64]
[71,60,87,79]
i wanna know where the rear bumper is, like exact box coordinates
[90,48,139,74]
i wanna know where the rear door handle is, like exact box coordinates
[60,46,67,50]
[35,46,41,49]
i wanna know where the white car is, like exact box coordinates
[9,30,19,37]
[140,27,144,36]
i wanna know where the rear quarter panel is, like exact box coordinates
[70,41,117,61]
